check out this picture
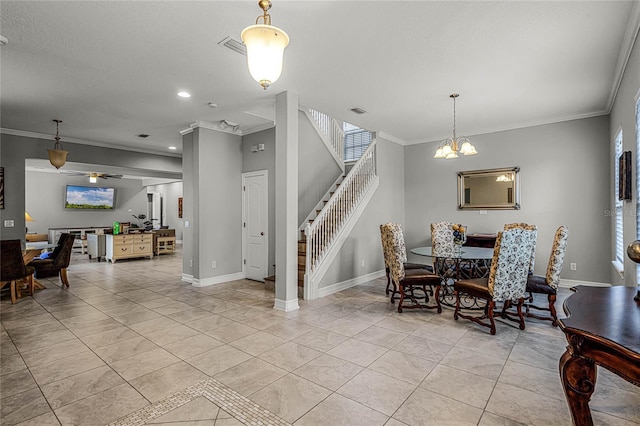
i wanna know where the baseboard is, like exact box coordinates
[317,269,386,298]
[559,278,611,288]
[273,298,300,312]
[181,273,194,283]
[190,272,245,287]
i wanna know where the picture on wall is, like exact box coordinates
[619,150,632,201]
[0,167,4,209]
[178,197,183,218]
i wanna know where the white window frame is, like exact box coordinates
[613,129,624,277]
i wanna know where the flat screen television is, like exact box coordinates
[65,185,116,210]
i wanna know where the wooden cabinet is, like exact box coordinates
[152,229,176,255]
[106,233,153,263]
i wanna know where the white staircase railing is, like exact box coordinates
[304,139,377,293]
[307,108,345,165]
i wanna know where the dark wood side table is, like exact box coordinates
[558,285,640,426]
[464,233,497,248]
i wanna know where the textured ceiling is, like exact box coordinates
[1,1,638,157]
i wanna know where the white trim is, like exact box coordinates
[242,122,275,135]
[300,109,345,172]
[0,127,181,157]
[182,273,194,283]
[611,260,625,279]
[190,272,245,287]
[273,298,299,312]
[377,131,407,146]
[317,270,386,298]
[180,121,274,137]
[559,278,611,289]
[606,0,640,112]
[404,111,610,146]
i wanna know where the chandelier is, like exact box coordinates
[241,0,289,90]
[434,93,477,159]
[48,119,68,169]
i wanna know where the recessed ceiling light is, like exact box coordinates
[177,91,191,98]
[168,146,177,150]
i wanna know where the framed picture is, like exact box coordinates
[0,167,4,209]
[178,197,183,218]
[619,151,632,201]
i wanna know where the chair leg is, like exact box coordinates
[28,275,34,296]
[10,281,17,304]
[516,297,526,330]
[434,285,442,314]
[453,290,460,320]
[487,300,496,335]
[385,268,391,295]
[60,268,70,288]
[549,293,558,326]
[397,283,405,313]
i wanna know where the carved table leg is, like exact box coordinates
[559,349,596,426]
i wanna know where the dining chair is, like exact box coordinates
[453,227,537,335]
[382,223,442,313]
[524,225,569,326]
[379,223,432,297]
[504,223,537,274]
[29,233,75,288]
[1,239,36,304]
[431,221,455,255]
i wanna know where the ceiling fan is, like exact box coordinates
[60,170,123,181]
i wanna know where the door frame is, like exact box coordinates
[242,170,269,281]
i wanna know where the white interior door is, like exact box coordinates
[242,171,268,281]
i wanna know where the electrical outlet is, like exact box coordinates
[189,259,193,267]
[361,259,365,267]
[3,220,14,227]
[570,263,577,271]
[212,261,217,269]
[479,210,487,215]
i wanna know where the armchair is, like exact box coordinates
[29,233,75,287]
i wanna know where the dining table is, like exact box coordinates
[23,242,57,290]
[410,246,494,308]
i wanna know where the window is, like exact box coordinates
[344,122,372,162]
[615,130,624,272]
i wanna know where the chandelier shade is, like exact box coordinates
[48,119,68,169]
[434,93,477,159]
[241,1,289,90]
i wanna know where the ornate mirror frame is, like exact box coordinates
[457,167,520,210]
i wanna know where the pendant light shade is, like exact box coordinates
[241,1,289,90]
[48,119,68,169]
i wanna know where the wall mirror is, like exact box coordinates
[457,167,520,210]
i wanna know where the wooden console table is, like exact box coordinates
[558,285,640,426]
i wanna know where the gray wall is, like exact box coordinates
[25,171,148,234]
[609,29,640,286]
[404,116,611,284]
[146,181,184,241]
[242,127,276,276]
[298,111,343,225]
[319,136,406,286]
[0,133,182,242]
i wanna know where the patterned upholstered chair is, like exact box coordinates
[1,239,35,304]
[29,233,75,288]
[431,221,455,255]
[379,223,432,297]
[382,223,442,313]
[504,223,537,275]
[524,226,569,326]
[453,227,537,335]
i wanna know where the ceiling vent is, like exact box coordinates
[350,107,368,115]
[218,36,247,56]
[137,134,150,138]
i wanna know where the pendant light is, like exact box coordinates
[434,94,477,159]
[48,119,68,169]
[241,0,289,90]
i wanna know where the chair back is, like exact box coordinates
[503,223,537,274]
[488,228,537,301]
[0,240,28,281]
[52,233,75,268]
[431,221,454,255]
[545,226,569,289]
[381,223,407,284]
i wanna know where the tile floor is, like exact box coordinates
[1,248,639,426]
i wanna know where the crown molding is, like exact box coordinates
[182,120,274,137]
[1,128,182,157]
[404,110,609,146]
[606,0,640,112]
[376,131,407,146]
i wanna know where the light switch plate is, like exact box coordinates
[4,220,15,227]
